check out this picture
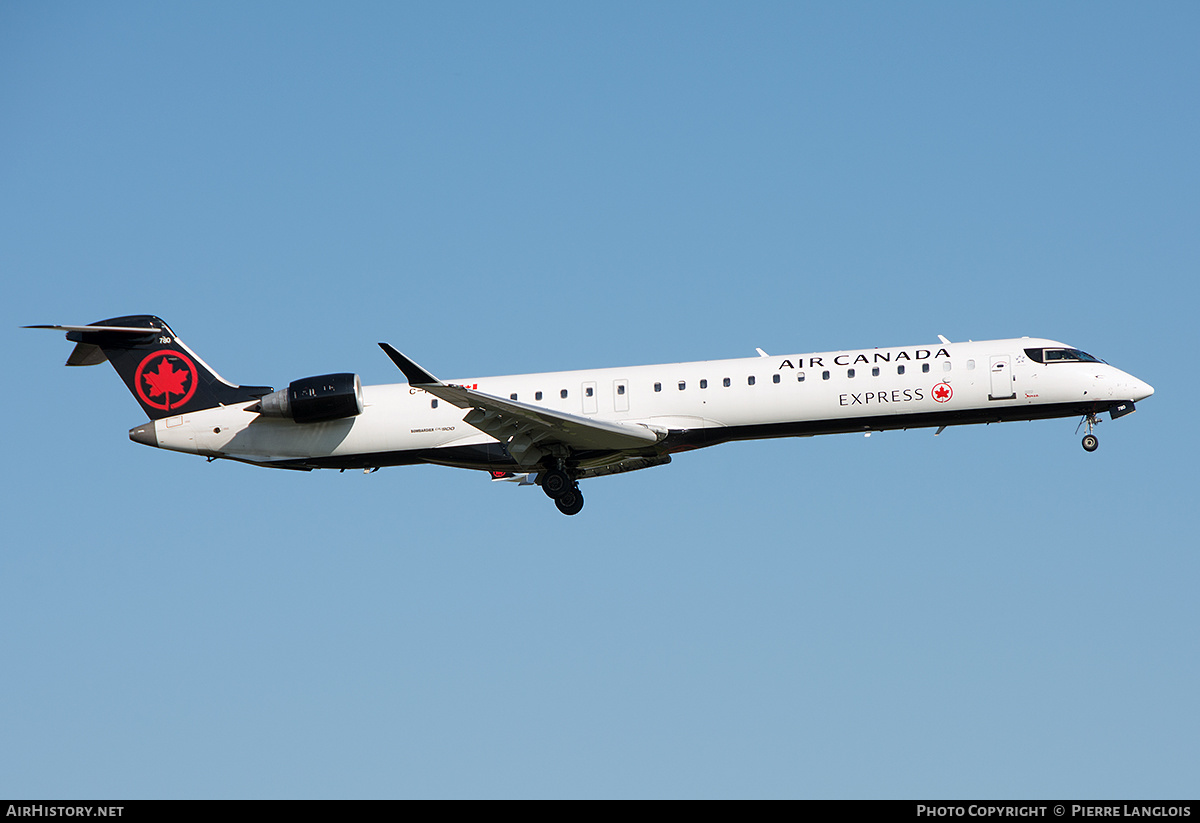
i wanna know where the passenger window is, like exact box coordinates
[922,363,930,373]
[822,371,830,380]
[654,382,662,392]
[967,360,975,370]
[678,381,686,391]
[943,361,951,372]
[847,369,855,378]
[748,376,756,386]
[897,365,905,375]
[723,377,731,387]
[700,379,708,389]
[561,389,568,398]
[585,386,594,397]
[872,367,880,377]
[797,372,806,382]
[535,391,543,401]
[772,374,780,384]
[510,393,518,400]
[617,384,625,395]
[431,399,438,409]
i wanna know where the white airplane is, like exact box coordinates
[29,315,1154,515]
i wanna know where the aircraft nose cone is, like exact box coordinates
[1137,380,1154,401]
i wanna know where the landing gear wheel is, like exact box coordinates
[554,487,584,516]
[541,468,571,499]
[1077,412,1101,453]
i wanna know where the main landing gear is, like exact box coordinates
[1078,412,1100,452]
[540,466,584,516]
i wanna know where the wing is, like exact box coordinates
[379,344,662,466]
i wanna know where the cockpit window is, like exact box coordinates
[1042,348,1101,363]
[1025,347,1102,364]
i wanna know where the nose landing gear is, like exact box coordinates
[1077,412,1100,452]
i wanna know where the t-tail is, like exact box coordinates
[26,315,272,420]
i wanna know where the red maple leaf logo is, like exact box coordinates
[933,383,952,402]
[133,350,199,411]
[142,357,190,404]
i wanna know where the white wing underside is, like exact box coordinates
[379,344,662,467]
[423,383,661,465]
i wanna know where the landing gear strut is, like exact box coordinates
[1078,412,1100,452]
[539,464,584,515]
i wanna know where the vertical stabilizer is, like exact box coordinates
[29,315,271,420]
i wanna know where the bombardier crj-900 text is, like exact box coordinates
[29,316,1154,515]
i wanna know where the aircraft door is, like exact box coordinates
[582,381,598,414]
[614,379,629,412]
[989,355,1015,400]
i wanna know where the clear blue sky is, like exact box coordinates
[3,1,1197,799]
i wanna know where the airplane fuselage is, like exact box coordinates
[131,336,1153,475]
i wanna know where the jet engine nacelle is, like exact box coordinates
[255,373,364,423]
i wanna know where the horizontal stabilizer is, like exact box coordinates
[28,315,271,419]
[26,321,164,367]
[24,323,164,334]
[27,322,164,366]
[65,342,107,366]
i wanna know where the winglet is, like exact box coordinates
[378,343,440,385]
